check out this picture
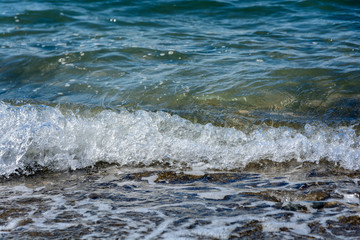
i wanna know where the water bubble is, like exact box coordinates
[58,58,66,64]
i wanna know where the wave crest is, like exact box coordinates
[0,102,359,176]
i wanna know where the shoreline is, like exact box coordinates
[1,165,359,239]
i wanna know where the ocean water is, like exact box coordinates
[1,0,360,238]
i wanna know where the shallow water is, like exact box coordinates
[1,165,360,239]
[1,0,360,238]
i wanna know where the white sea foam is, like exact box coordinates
[0,102,359,176]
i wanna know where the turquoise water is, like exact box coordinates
[0,1,360,238]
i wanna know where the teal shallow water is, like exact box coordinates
[1,0,359,124]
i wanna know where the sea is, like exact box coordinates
[0,0,360,239]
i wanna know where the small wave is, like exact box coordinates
[0,102,359,176]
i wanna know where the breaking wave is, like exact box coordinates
[0,102,359,176]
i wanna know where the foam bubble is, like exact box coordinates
[0,102,359,176]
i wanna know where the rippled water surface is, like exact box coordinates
[1,0,360,238]
[1,0,359,121]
